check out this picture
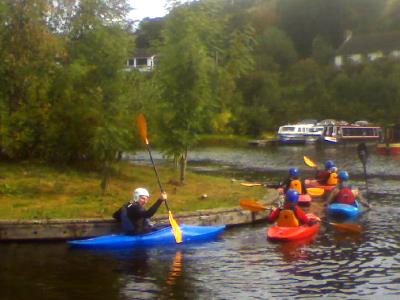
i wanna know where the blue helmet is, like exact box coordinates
[286,189,299,203]
[338,170,349,181]
[289,167,299,177]
[325,160,335,170]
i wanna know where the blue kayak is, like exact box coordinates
[68,224,225,248]
[327,201,361,219]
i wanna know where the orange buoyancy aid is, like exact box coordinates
[327,172,338,185]
[277,209,300,227]
[336,187,356,204]
[289,179,303,194]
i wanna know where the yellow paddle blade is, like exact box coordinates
[239,198,268,212]
[306,187,325,196]
[169,211,183,243]
[240,182,263,187]
[304,155,317,168]
[329,222,362,233]
[137,113,149,145]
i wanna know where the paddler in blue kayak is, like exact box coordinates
[113,187,167,234]
[325,171,371,208]
[267,189,317,226]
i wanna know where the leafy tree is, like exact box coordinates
[255,26,297,71]
[278,0,347,56]
[312,35,335,65]
[156,5,214,183]
[47,0,134,169]
[135,17,165,49]
[237,71,282,135]
[0,0,63,159]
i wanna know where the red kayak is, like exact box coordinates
[298,194,312,206]
[267,213,320,242]
[276,188,312,206]
[305,179,335,192]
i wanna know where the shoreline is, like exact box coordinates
[0,206,270,242]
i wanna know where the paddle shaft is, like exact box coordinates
[144,142,172,212]
[357,143,369,196]
[320,219,362,233]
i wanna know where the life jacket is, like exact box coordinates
[289,179,303,194]
[336,186,356,204]
[327,172,338,185]
[120,204,153,234]
[120,205,135,232]
[277,209,300,227]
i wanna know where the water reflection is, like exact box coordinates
[275,236,316,262]
[166,251,183,286]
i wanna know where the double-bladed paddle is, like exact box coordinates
[239,198,271,212]
[137,113,183,243]
[321,220,362,233]
[239,182,324,196]
[303,155,318,168]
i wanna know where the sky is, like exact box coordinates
[128,0,169,21]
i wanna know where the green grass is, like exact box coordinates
[0,161,272,219]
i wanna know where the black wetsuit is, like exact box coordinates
[113,198,163,234]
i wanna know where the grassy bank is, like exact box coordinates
[0,161,272,220]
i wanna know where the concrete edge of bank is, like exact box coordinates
[0,207,269,242]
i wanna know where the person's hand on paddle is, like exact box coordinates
[307,215,320,225]
[160,191,167,202]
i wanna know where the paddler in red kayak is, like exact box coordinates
[113,187,167,234]
[281,167,308,195]
[325,171,371,208]
[316,160,338,185]
[267,189,318,226]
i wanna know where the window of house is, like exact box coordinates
[368,52,383,61]
[136,58,148,66]
[390,50,400,58]
[348,54,362,64]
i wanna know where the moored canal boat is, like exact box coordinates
[321,120,382,144]
[377,124,400,154]
[277,120,318,144]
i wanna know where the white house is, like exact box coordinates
[127,48,156,71]
[334,31,400,67]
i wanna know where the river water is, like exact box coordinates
[1,144,399,299]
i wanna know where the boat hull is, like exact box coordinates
[327,201,361,220]
[377,143,400,155]
[68,224,225,248]
[267,214,320,242]
[305,179,335,192]
[298,194,312,206]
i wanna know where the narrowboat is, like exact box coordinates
[321,120,382,144]
[377,124,400,155]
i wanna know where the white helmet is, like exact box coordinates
[132,187,150,202]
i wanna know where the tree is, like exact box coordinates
[47,0,134,169]
[0,0,64,159]
[156,5,214,183]
[255,26,297,71]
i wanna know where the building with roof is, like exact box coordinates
[334,31,400,67]
[127,48,157,71]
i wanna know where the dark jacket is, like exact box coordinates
[281,176,307,194]
[315,170,331,185]
[113,198,163,234]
